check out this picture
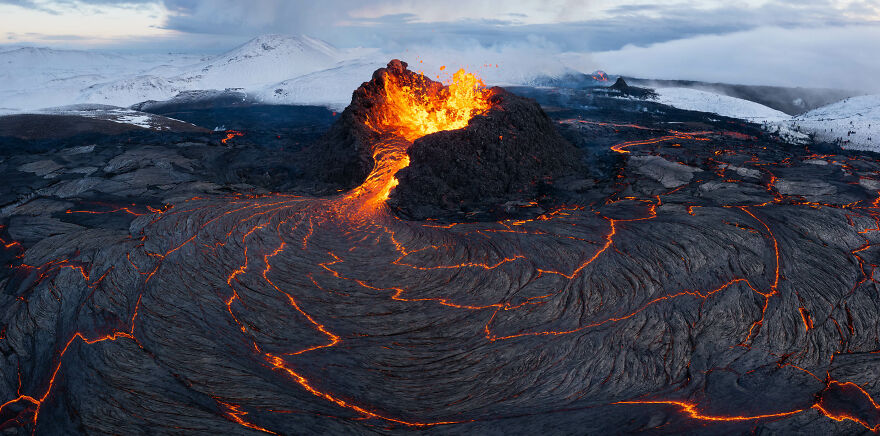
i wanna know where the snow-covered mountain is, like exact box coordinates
[653,87,880,152]
[258,59,385,110]
[0,47,129,90]
[183,34,342,89]
[3,36,878,153]
[78,34,351,107]
[1,35,609,113]
[0,35,359,112]
[784,95,880,152]
[0,47,130,112]
[2,34,596,113]
[0,47,202,113]
[257,54,588,110]
[79,76,183,107]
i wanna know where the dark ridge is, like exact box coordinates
[0,114,146,140]
[0,113,207,141]
[610,77,629,91]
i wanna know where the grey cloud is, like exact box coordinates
[158,0,360,36]
[3,0,876,53]
[594,24,880,93]
[0,0,157,15]
[2,0,878,92]
[147,0,879,52]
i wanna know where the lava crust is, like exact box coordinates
[2,61,880,435]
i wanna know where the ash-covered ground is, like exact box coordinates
[1,64,880,435]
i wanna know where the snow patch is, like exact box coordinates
[654,88,789,122]
[653,87,811,144]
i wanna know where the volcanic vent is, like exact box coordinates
[311,59,582,220]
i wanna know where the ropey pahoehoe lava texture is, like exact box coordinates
[2,60,880,435]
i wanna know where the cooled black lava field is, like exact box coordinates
[2,61,880,435]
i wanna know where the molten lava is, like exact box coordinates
[591,70,609,82]
[221,130,244,144]
[346,61,494,213]
[369,66,492,142]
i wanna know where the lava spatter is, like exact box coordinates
[366,62,492,143]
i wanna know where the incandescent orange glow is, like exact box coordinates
[614,400,805,422]
[370,68,491,142]
[221,130,244,144]
[347,65,493,213]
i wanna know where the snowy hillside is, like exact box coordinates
[784,95,880,152]
[0,47,201,113]
[654,88,789,122]
[652,87,880,151]
[1,35,605,113]
[79,34,350,108]
[0,35,357,112]
[0,47,130,90]
[3,35,877,155]
[186,33,342,89]
[652,87,809,144]
[258,54,588,110]
[258,59,385,111]
[41,105,204,131]
[0,47,132,112]
[0,35,600,113]
[79,76,183,107]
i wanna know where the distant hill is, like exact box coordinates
[653,88,789,122]
[785,95,880,152]
[80,34,347,107]
[625,77,862,115]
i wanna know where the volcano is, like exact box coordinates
[309,59,581,220]
[2,60,880,435]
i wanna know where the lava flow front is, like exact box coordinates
[3,60,880,435]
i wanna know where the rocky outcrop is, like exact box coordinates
[629,155,702,188]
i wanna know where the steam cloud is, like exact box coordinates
[2,0,880,92]
[593,25,880,93]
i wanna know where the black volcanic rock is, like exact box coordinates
[389,89,584,220]
[600,76,657,99]
[610,76,629,91]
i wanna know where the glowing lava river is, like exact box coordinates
[2,60,880,434]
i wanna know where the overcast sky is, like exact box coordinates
[1,0,879,90]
